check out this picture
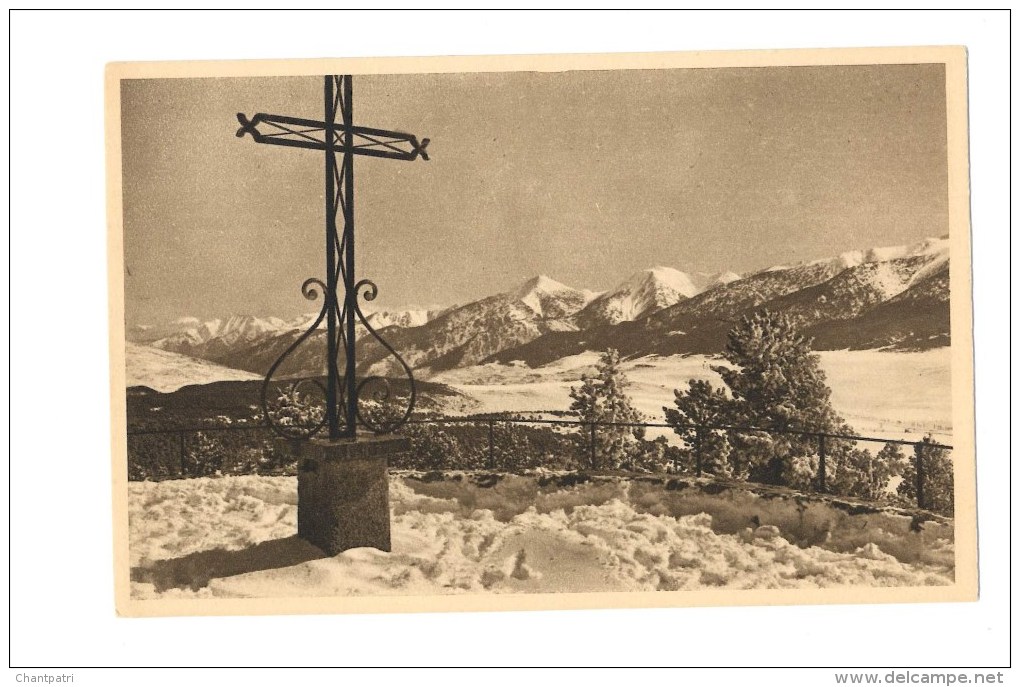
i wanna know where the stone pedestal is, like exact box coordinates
[276,435,410,555]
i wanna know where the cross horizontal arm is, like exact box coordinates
[236,112,430,161]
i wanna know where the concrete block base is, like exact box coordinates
[276,435,410,555]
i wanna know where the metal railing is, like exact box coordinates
[126,424,278,481]
[126,416,952,512]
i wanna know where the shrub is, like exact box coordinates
[399,423,463,470]
[266,384,325,432]
[487,417,538,471]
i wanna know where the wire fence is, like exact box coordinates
[126,416,954,514]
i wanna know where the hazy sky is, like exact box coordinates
[121,64,947,325]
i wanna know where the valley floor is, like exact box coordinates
[428,348,952,444]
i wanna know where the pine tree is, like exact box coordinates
[896,435,954,515]
[713,310,851,486]
[663,379,732,476]
[569,348,643,470]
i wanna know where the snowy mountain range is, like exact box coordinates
[129,236,951,377]
[132,307,449,364]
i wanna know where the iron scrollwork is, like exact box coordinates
[352,280,417,434]
[260,277,416,441]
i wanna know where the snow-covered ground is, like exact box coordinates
[126,342,261,392]
[129,474,953,599]
[817,349,951,443]
[126,338,950,445]
[430,349,952,444]
[126,347,954,599]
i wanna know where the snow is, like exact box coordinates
[860,261,916,300]
[515,275,572,298]
[805,236,950,272]
[637,266,701,298]
[125,343,261,392]
[128,474,953,599]
[579,267,701,324]
[706,271,742,289]
[197,318,221,340]
[906,236,951,258]
[515,275,573,315]
[364,309,432,329]
[153,314,291,350]
[431,349,952,443]
[214,315,289,344]
[512,275,600,318]
[905,251,950,288]
[817,348,952,443]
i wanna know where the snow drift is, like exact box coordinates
[129,472,953,600]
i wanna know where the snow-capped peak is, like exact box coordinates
[707,271,742,288]
[577,266,698,325]
[151,314,289,350]
[285,307,438,332]
[617,266,700,300]
[512,275,598,318]
[203,315,288,345]
[807,236,950,271]
[514,274,573,299]
[688,270,744,292]
[364,309,433,329]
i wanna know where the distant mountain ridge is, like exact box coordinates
[137,307,449,365]
[133,236,951,377]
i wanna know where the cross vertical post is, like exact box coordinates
[341,76,358,440]
[323,75,359,440]
[324,76,340,439]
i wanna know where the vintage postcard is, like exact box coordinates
[107,47,975,617]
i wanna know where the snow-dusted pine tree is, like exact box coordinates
[896,435,954,515]
[569,348,643,470]
[713,310,852,487]
[663,379,732,476]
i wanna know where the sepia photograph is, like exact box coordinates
[107,47,975,615]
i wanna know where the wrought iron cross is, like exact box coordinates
[237,75,428,441]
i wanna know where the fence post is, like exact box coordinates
[817,434,827,493]
[914,441,926,510]
[179,431,187,478]
[867,452,875,499]
[694,425,703,477]
[589,422,597,470]
[487,418,495,470]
